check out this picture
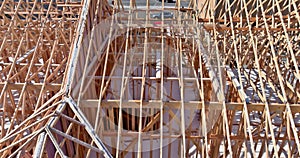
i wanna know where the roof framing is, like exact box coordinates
[0,0,299,157]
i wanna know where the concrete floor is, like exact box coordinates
[108,0,190,7]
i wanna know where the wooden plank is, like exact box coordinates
[79,99,300,112]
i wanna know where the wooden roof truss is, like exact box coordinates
[0,0,299,157]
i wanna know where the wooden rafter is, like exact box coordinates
[0,0,299,157]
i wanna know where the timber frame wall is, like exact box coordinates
[0,0,299,157]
